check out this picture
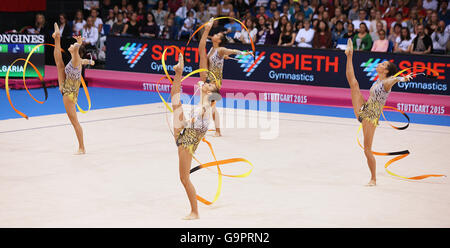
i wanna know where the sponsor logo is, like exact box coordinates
[360,58,390,81]
[236,51,265,76]
[120,42,148,68]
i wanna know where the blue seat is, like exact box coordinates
[387,40,394,52]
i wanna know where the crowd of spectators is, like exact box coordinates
[20,0,450,61]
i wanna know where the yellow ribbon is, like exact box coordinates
[157,45,253,205]
[356,67,445,180]
[4,43,91,119]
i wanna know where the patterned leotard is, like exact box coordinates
[358,79,391,126]
[62,60,82,103]
[206,48,224,89]
[176,107,211,154]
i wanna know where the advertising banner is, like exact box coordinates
[106,36,450,95]
[0,34,45,78]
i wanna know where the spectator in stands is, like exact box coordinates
[431,20,449,54]
[353,9,371,32]
[426,11,440,32]
[279,15,289,30]
[278,21,296,46]
[234,0,250,19]
[196,2,211,25]
[312,4,326,20]
[410,24,433,54]
[219,0,234,17]
[371,21,384,41]
[264,18,280,45]
[224,11,242,41]
[161,17,178,39]
[72,10,86,36]
[313,20,332,49]
[136,1,146,22]
[295,20,304,33]
[341,0,352,16]
[388,23,402,44]
[280,3,291,20]
[104,9,115,28]
[396,0,410,17]
[207,0,220,17]
[120,0,128,13]
[353,23,372,51]
[389,12,407,35]
[301,0,314,20]
[332,20,345,47]
[343,22,356,40]
[423,0,439,11]
[256,5,269,20]
[371,29,389,52]
[153,0,168,28]
[101,0,113,20]
[57,13,71,39]
[295,19,315,47]
[122,12,140,37]
[140,12,159,38]
[111,12,125,36]
[394,27,413,53]
[383,5,397,29]
[82,16,99,49]
[406,7,421,32]
[330,7,344,29]
[29,13,49,36]
[438,1,450,25]
[255,15,269,45]
[239,18,257,44]
[348,0,360,21]
[90,9,103,35]
[168,0,182,13]
[266,0,278,19]
[179,10,196,40]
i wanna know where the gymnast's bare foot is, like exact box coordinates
[365,179,376,187]
[74,148,86,155]
[182,212,199,220]
[214,131,222,137]
[345,38,353,56]
[52,22,60,39]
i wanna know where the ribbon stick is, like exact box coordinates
[4,43,92,119]
[356,67,445,180]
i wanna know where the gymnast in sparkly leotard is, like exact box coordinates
[52,23,94,154]
[198,18,252,137]
[344,38,413,186]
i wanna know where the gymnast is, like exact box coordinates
[344,38,412,186]
[52,23,94,154]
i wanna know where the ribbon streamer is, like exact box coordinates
[4,43,91,119]
[157,44,253,205]
[356,67,445,180]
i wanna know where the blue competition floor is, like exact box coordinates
[1,87,449,126]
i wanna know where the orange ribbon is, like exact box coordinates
[4,43,91,119]
[357,67,445,180]
[156,43,253,205]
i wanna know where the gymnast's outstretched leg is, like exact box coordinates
[345,38,376,186]
[172,54,199,220]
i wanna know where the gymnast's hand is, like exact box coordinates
[73,36,84,45]
[400,74,413,82]
[205,18,214,31]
